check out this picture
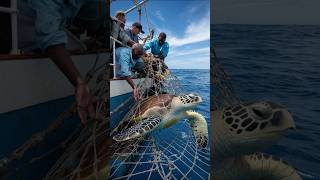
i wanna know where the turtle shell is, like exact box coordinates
[134,94,174,117]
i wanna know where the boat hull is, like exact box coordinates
[0,53,109,113]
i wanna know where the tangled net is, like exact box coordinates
[0,53,210,179]
[211,47,240,111]
[109,54,211,179]
[0,53,112,179]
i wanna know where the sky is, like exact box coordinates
[111,0,210,69]
[212,0,320,25]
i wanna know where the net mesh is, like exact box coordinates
[42,59,112,180]
[109,54,210,179]
[211,47,240,111]
[0,53,112,179]
[0,53,210,179]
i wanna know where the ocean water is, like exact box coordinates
[167,69,211,177]
[213,24,320,179]
[171,69,210,130]
[172,69,211,144]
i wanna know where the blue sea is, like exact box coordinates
[213,24,320,179]
[171,69,210,128]
[172,69,211,177]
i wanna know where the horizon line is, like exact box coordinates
[170,68,209,70]
[211,23,320,26]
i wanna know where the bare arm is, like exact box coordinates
[46,44,93,124]
[125,76,137,90]
[127,40,135,47]
[46,44,83,86]
[125,76,139,101]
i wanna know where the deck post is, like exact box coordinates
[113,39,116,78]
[10,0,19,54]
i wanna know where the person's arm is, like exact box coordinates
[127,40,135,47]
[33,3,94,125]
[47,44,94,124]
[161,43,169,58]
[142,30,154,45]
[118,26,135,47]
[47,44,82,86]
[143,39,153,51]
[125,77,139,101]
[142,37,148,45]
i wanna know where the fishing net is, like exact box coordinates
[211,47,240,111]
[109,54,211,180]
[44,64,112,180]
[0,53,112,180]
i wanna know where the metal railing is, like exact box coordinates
[124,0,148,14]
[0,0,19,54]
[110,36,131,78]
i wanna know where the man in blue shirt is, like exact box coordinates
[143,32,169,60]
[115,43,144,100]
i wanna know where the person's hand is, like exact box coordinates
[145,34,151,39]
[158,54,165,60]
[133,87,140,101]
[75,79,94,125]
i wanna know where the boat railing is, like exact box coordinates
[110,36,131,78]
[0,0,19,54]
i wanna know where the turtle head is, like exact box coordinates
[213,101,295,160]
[172,94,202,111]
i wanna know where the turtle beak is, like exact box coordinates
[196,96,202,103]
[267,109,296,133]
[273,109,295,129]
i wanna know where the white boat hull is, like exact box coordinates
[0,53,109,113]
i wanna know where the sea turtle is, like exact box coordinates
[211,101,302,180]
[113,94,209,148]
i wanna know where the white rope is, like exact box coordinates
[143,3,152,36]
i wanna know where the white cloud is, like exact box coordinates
[166,56,210,69]
[155,10,165,22]
[125,21,134,29]
[189,1,207,14]
[169,47,209,58]
[166,46,210,69]
[168,11,210,47]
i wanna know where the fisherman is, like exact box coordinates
[143,32,169,61]
[123,22,147,76]
[112,11,135,47]
[125,22,145,43]
[17,0,111,124]
[115,43,144,100]
[115,11,126,30]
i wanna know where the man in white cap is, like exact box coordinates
[111,11,135,47]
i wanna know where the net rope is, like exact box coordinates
[0,51,112,179]
[109,54,210,179]
[211,46,240,111]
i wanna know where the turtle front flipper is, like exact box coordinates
[243,153,302,180]
[185,111,209,148]
[113,116,161,142]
